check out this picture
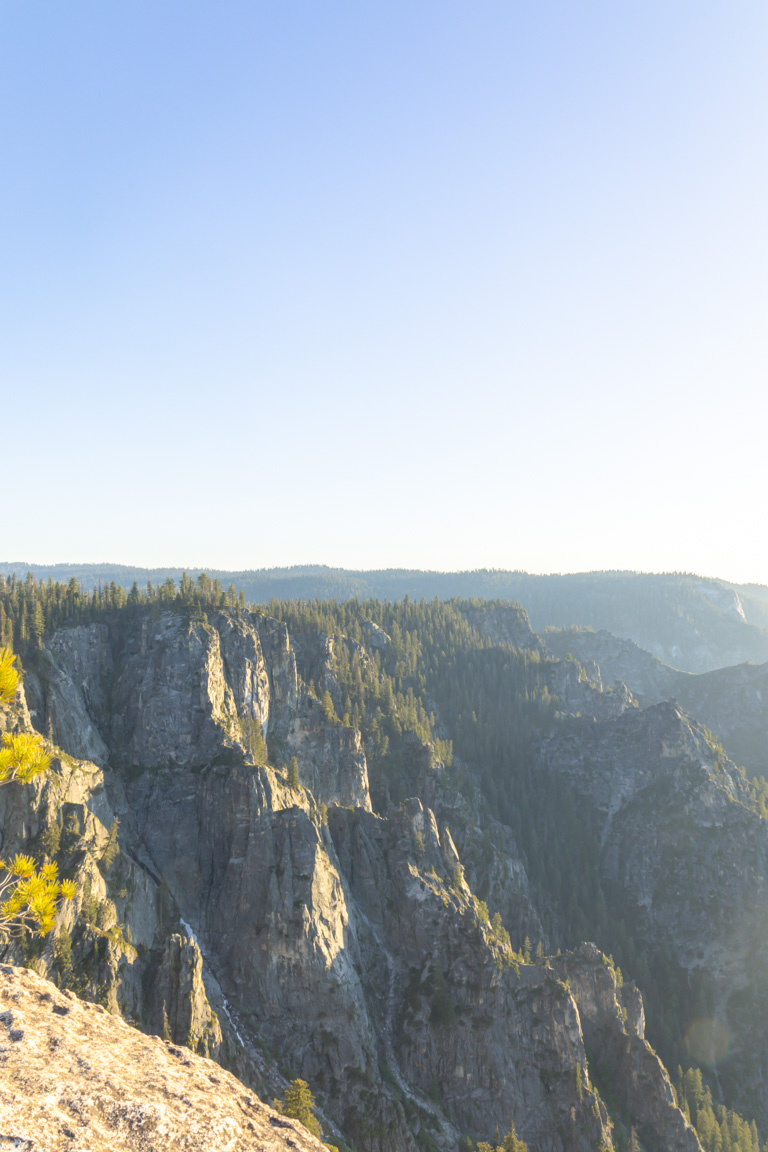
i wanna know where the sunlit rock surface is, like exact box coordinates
[0,964,326,1152]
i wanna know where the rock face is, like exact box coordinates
[0,964,326,1152]
[123,763,404,1151]
[328,802,615,1152]
[553,945,701,1152]
[545,627,768,777]
[27,610,370,810]
[666,661,768,779]
[461,603,545,654]
[0,605,737,1151]
[540,701,768,1123]
[544,628,681,700]
[152,934,223,1059]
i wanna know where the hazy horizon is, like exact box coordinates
[0,558,763,591]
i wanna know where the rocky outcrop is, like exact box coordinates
[544,628,681,700]
[109,613,247,769]
[545,654,637,722]
[462,603,546,654]
[543,629,768,777]
[433,793,547,952]
[29,609,370,810]
[553,944,702,1152]
[540,701,768,1124]
[124,764,412,1152]
[3,602,755,1150]
[329,801,614,1152]
[152,933,223,1058]
[277,698,371,810]
[667,660,768,779]
[0,964,326,1152]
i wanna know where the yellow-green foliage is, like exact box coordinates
[0,731,51,785]
[0,855,76,938]
[0,661,75,938]
[0,648,18,703]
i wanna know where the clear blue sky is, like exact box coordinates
[2,2,767,581]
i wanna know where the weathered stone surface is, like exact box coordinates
[545,628,768,777]
[125,764,411,1152]
[31,609,371,809]
[462,603,545,653]
[152,933,223,1059]
[279,699,371,810]
[329,802,614,1152]
[110,614,242,769]
[0,964,325,1152]
[540,701,768,1123]
[553,944,702,1152]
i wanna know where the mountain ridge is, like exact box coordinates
[3,564,767,674]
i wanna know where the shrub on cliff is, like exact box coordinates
[0,648,76,938]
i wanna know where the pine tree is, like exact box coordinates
[277,1078,322,1138]
[501,1122,528,1152]
[321,691,337,722]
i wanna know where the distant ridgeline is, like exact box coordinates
[3,563,768,672]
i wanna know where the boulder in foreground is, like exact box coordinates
[0,964,326,1152]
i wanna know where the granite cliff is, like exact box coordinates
[545,627,768,779]
[3,596,760,1150]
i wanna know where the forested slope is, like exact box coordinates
[3,564,768,673]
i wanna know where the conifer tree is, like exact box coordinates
[276,1078,322,1138]
[501,1122,528,1152]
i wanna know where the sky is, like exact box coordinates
[2,2,768,582]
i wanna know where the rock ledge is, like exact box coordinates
[0,964,325,1152]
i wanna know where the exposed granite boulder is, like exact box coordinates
[0,964,326,1152]
[362,620,390,649]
